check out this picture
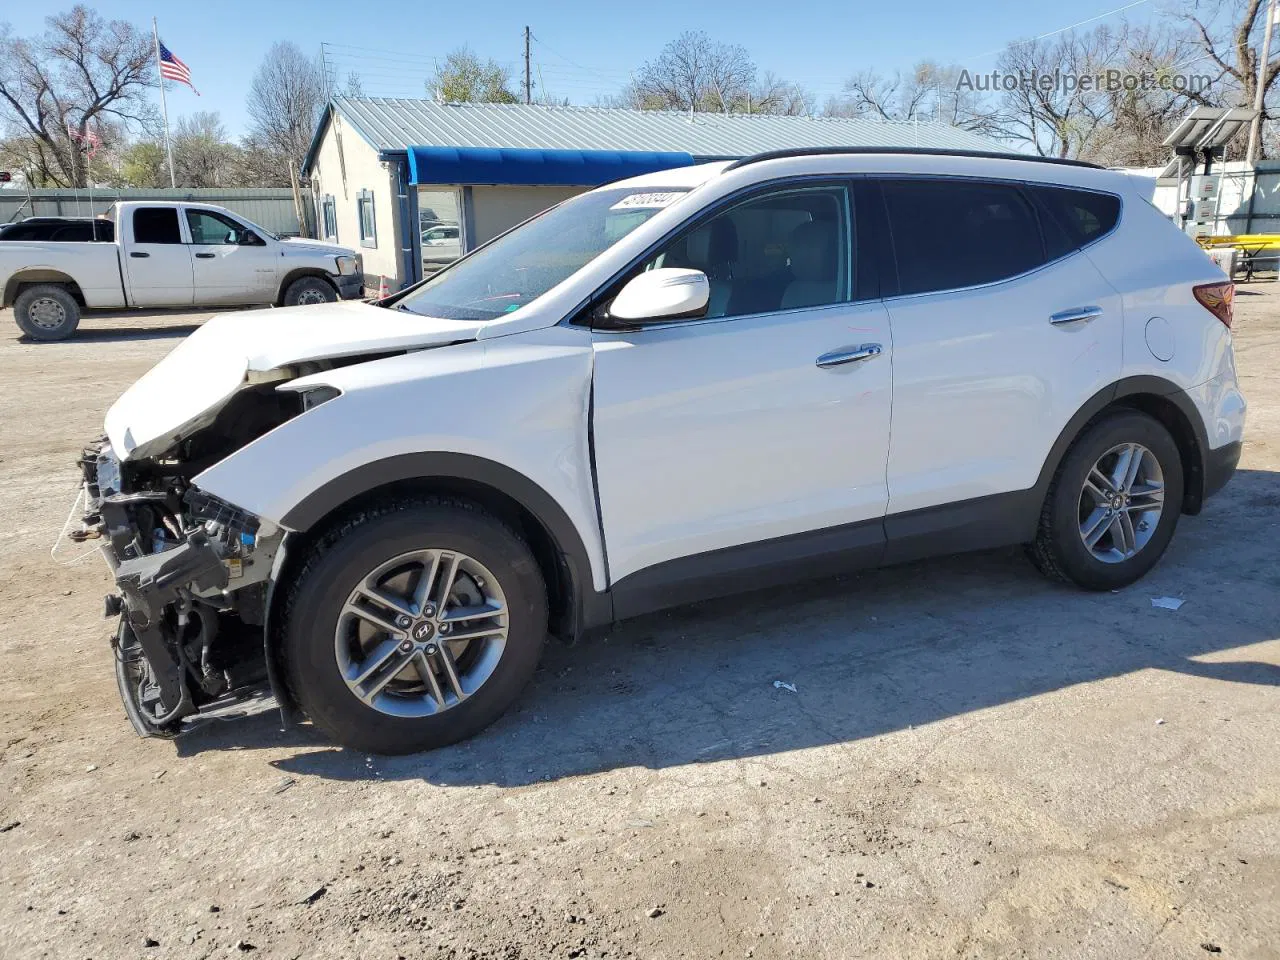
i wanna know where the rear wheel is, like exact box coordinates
[13,284,81,340]
[283,276,337,306]
[1029,410,1184,590]
[281,498,548,754]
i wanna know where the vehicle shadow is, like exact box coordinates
[59,324,202,343]
[179,468,1280,785]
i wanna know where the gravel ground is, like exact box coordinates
[0,295,1277,960]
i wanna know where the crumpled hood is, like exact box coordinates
[105,301,484,461]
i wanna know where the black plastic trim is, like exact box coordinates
[1202,440,1241,501]
[610,517,886,621]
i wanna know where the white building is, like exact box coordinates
[302,97,1007,293]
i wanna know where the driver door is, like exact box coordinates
[589,181,893,612]
[186,208,278,304]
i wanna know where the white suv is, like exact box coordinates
[79,148,1245,754]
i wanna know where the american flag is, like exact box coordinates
[66,121,102,157]
[159,41,199,95]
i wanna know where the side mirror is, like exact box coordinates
[608,268,710,324]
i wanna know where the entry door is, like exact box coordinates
[123,206,194,307]
[186,208,278,303]
[590,183,893,590]
[877,177,1122,518]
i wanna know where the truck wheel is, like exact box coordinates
[283,276,337,306]
[281,497,548,755]
[13,284,81,341]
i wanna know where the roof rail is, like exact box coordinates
[722,146,1102,171]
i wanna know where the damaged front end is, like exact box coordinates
[76,432,287,737]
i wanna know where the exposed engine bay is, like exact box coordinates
[73,383,305,736]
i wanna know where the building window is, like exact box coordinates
[321,195,337,240]
[357,189,376,248]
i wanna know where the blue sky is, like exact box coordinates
[5,0,1163,137]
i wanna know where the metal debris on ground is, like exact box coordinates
[273,776,297,795]
[1151,597,1186,610]
[773,680,798,693]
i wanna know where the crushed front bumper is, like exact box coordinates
[70,439,283,737]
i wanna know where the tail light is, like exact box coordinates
[1193,281,1234,328]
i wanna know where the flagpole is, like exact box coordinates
[152,17,176,188]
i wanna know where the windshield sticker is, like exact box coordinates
[610,192,683,211]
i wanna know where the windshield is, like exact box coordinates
[396,186,689,321]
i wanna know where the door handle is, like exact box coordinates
[816,343,882,368]
[1049,305,1102,326]
[129,251,149,258]
[194,252,216,259]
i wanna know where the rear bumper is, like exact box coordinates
[336,273,363,300]
[1203,440,1242,501]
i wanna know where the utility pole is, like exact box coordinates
[522,26,532,104]
[1247,0,1279,165]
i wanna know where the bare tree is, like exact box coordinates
[246,41,327,176]
[343,71,364,99]
[0,6,155,187]
[425,48,519,104]
[633,31,755,113]
[743,72,813,115]
[824,61,1009,139]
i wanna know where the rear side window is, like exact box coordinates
[1032,186,1121,259]
[882,179,1045,296]
[132,208,181,244]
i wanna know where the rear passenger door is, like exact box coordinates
[123,206,194,307]
[877,177,1123,544]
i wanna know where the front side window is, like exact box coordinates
[638,184,852,320]
[396,186,689,321]
[186,209,246,245]
[358,190,376,248]
[132,207,181,244]
[882,179,1045,296]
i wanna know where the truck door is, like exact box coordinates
[185,208,279,304]
[123,206,194,307]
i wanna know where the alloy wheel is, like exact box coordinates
[334,549,508,717]
[1077,442,1166,563]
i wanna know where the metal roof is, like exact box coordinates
[303,96,1006,174]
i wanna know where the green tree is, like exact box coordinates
[115,141,166,187]
[426,47,519,104]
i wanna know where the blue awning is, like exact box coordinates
[405,146,695,186]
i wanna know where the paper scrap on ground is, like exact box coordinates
[773,680,797,693]
[1151,597,1185,610]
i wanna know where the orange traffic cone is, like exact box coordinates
[377,275,391,300]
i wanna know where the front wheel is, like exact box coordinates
[282,276,337,306]
[281,498,548,754]
[1029,410,1184,590]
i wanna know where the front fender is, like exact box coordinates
[192,325,606,590]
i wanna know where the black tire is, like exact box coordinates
[1028,410,1184,591]
[281,498,548,754]
[13,284,81,340]
[282,276,337,307]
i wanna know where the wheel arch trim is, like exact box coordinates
[277,451,610,637]
[1035,375,1209,514]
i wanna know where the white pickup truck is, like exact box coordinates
[1,200,363,340]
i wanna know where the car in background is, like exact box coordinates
[0,216,114,242]
[421,223,461,267]
[1,200,362,340]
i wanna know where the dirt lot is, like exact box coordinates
[1,297,1278,960]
